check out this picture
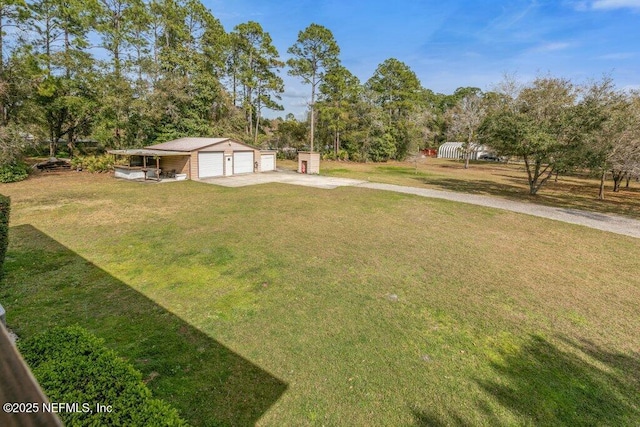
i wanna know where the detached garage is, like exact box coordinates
[260,152,276,171]
[110,137,276,181]
[233,151,254,174]
[198,152,224,178]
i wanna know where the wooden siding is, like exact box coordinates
[190,152,198,179]
[159,156,189,176]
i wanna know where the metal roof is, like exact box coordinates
[107,149,188,156]
[146,137,231,152]
[110,138,259,156]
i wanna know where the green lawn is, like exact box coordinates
[1,171,639,426]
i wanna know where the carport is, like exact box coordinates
[108,148,189,181]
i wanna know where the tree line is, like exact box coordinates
[0,0,459,160]
[0,0,638,197]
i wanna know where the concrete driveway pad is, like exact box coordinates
[201,170,365,189]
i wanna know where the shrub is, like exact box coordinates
[0,195,9,276]
[0,162,29,183]
[323,150,349,161]
[337,149,349,161]
[71,154,116,173]
[277,150,297,160]
[369,133,396,162]
[19,326,187,426]
[349,151,363,162]
[69,156,82,170]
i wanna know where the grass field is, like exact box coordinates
[1,170,639,426]
[278,158,640,220]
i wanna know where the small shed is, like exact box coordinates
[109,137,276,181]
[437,142,489,160]
[298,152,320,174]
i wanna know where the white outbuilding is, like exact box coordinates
[437,142,490,160]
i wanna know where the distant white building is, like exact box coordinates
[437,142,490,160]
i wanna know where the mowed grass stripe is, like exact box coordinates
[1,172,639,425]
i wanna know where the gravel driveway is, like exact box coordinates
[204,171,640,239]
[358,182,640,239]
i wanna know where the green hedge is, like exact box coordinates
[0,195,9,277]
[19,326,187,427]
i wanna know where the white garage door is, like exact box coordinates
[233,151,254,174]
[198,152,224,178]
[261,154,275,171]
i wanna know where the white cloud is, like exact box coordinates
[586,0,640,10]
[596,52,636,59]
[532,42,572,52]
[573,0,640,11]
[488,2,538,31]
[570,1,590,11]
[621,84,640,92]
[282,89,308,100]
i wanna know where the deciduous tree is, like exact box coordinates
[479,77,577,195]
[445,91,485,169]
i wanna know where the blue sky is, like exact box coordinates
[207,0,640,118]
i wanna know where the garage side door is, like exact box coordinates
[233,151,254,174]
[260,154,275,171]
[198,152,224,178]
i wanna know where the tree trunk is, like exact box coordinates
[243,84,253,136]
[0,17,3,74]
[67,132,75,158]
[45,17,52,71]
[598,169,606,200]
[310,77,316,152]
[525,158,554,196]
[64,26,70,78]
[49,136,56,157]
[232,72,237,106]
[114,10,121,78]
[114,46,120,79]
[0,17,5,125]
[612,170,626,192]
[309,104,315,152]
[523,156,536,195]
[254,93,261,145]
